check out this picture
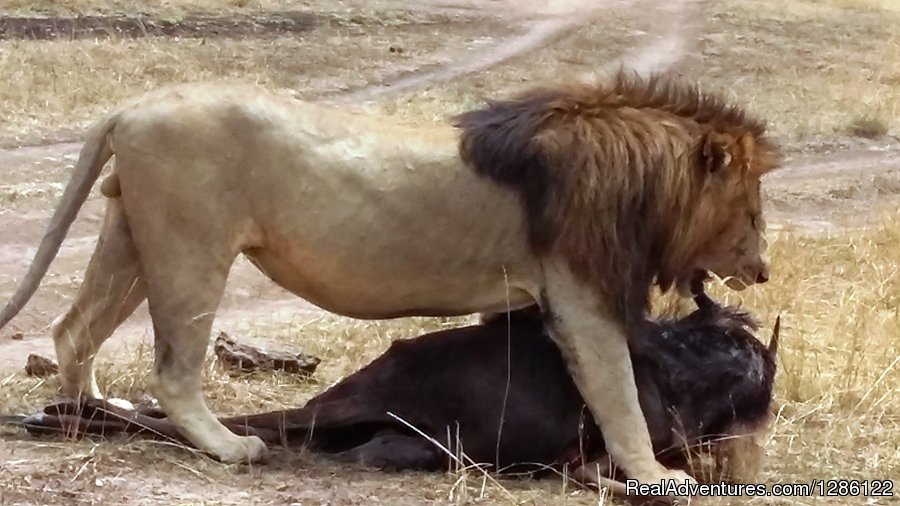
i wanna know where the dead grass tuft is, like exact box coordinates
[848,114,891,139]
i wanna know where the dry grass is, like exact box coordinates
[363,0,900,146]
[2,0,897,145]
[694,0,900,143]
[0,10,499,145]
[706,213,900,494]
[0,37,399,143]
[357,12,641,123]
[849,114,891,139]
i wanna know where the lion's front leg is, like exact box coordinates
[541,259,696,498]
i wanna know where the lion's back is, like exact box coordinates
[99,81,541,318]
[110,82,310,146]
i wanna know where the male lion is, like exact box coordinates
[0,70,780,494]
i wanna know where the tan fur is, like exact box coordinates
[0,72,780,494]
[99,174,121,198]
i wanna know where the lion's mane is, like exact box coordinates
[455,70,780,325]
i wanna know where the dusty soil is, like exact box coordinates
[767,146,900,233]
[0,0,898,504]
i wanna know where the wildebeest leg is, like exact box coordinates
[52,199,147,400]
[11,399,299,448]
[330,430,443,471]
[541,259,695,493]
[18,398,185,441]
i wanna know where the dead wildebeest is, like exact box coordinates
[6,288,779,496]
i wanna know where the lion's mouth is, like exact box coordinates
[724,276,751,291]
[722,267,764,291]
[703,270,755,291]
[675,269,710,297]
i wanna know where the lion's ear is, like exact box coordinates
[699,131,734,174]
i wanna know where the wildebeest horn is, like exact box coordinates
[690,270,716,311]
[769,315,781,357]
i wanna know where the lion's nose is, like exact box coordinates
[756,267,769,284]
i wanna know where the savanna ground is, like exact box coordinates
[0,0,898,504]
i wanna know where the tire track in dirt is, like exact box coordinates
[763,146,900,233]
[326,15,589,104]
[598,0,704,77]
[328,0,706,104]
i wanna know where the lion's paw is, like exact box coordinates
[660,469,697,505]
[214,435,268,464]
[628,467,697,505]
[243,435,269,462]
[662,468,696,487]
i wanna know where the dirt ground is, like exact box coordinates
[0,0,898,504]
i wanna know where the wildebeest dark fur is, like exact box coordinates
[6,293,778,485]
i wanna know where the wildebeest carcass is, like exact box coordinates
[6,289,779,493]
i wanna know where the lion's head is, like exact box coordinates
[679,128,780,293]
[455,70,781,323]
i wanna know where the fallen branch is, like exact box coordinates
[213,332,321,376]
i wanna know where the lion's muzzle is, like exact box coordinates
[723,261,769,290]
[755,263,769,284]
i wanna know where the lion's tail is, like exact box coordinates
[0,113,119,331]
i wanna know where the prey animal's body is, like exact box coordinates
[15,292,779,493]
[0,70,781,491]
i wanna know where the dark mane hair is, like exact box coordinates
[454,69,781,325]
[602,70,767,136]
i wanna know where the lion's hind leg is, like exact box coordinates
[127,212,267,463]
[52,198,146,400]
